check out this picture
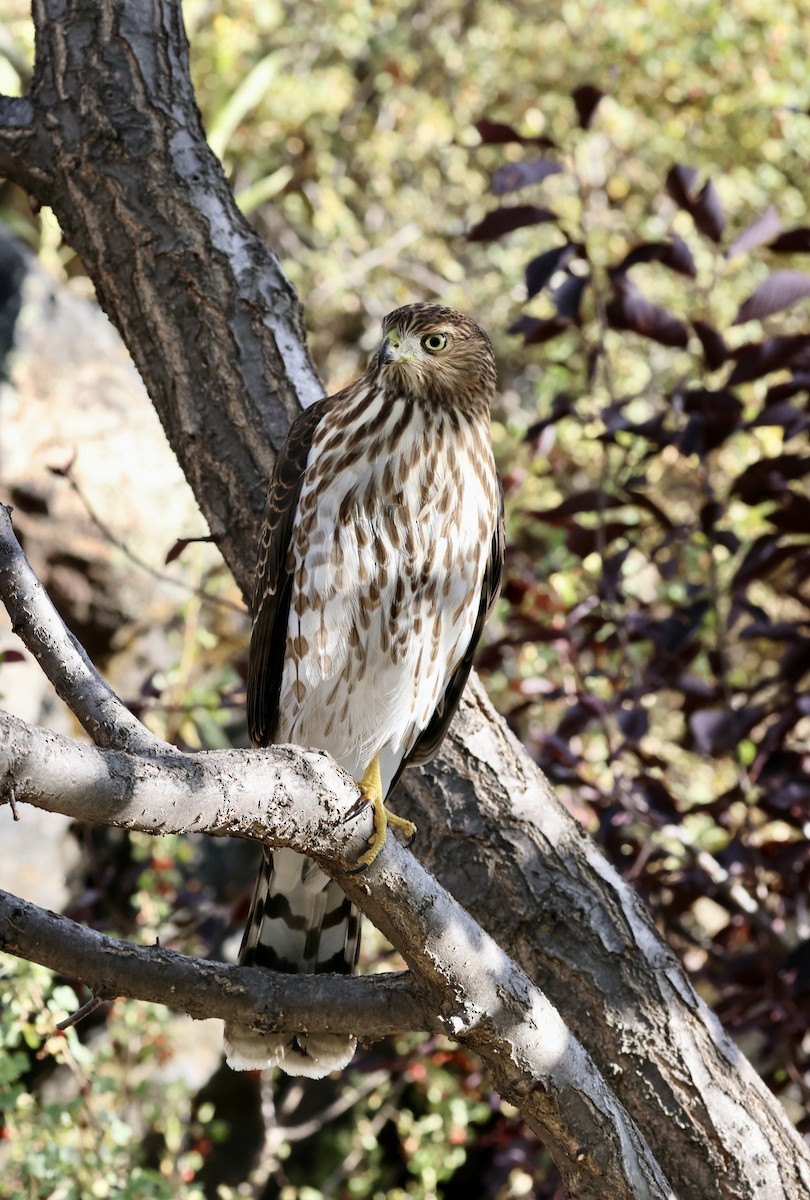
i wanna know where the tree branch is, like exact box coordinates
[0,93,50,193]
[1,706,673,1200]
[0,504,164,755]
[0,889,434,1038]
[0,513,674,1195]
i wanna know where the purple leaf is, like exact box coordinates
[474,118,555,147]
[467,204,557,242]
[565,520,632,557]
[509,314,542,337]
[690,709,749,755]
[533,489,620,520]
[493,158,563,195]
[509,315,568,345]
[727,206,782,259]
[664,167,724,243]
[765,378,810,405]
[572,84,604,130]
[733,270,810,324]
[552,273,589,319]
[475,118,524,144]
[557,698,603,739]
[692,180,725,244]
[680,388,743,454]
[0,649,25,664]
[618,706,649,742]
[748,401,809,439]
[605,276,689,348]
[525,392,575,439]
[617,235,696,278]
[727,333,810,384]
[692,320,728,370]
[733,535,805,588]
[623,489,676,529]
[632,601,709,657]
[665,164,700,212]
[633,776,677,819]
[767,492,810,533]
[768,227,810,253]
[731,454,810,504]
[739,620,805,641]
[525,244,575,298]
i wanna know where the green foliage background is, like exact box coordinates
[1,1,809,1197]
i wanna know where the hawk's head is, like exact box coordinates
[376,303,496,413]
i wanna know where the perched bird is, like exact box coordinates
[224,303,503,1076]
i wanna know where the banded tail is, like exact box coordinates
[224,848,361,1077]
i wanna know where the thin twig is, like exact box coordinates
[55,994,104,1031]
[0,504,165,754]
[58,460,243,614]
[6,778,20,820]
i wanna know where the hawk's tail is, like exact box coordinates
[223,847,361,1077]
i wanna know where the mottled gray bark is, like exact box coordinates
[0,887,431,1039]
[0,3,808,1198]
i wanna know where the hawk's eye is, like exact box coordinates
[421,332,448,353]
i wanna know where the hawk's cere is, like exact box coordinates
[224,303,504,1076]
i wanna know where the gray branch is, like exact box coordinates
[0,889,436,1038]
[0,504,163,754]
[0,509,673,1199]
[0,708,674,1200]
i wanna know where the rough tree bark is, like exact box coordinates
[0,507,672,1200]
[0,4,808,1199]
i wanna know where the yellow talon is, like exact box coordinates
[354,755,417,870]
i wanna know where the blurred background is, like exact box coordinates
[1,1,809,1196]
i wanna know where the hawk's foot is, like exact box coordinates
[351,756,417,871]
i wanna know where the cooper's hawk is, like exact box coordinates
[224,303,503,1076]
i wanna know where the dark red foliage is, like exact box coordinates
[731,454,810,504]
[680,388,743,454]
[692,320,728,370]
[571,84,604,129]
[467,204,557,242]
[768,227,810,253]
[605,275,689,347]
[525,244,578,299]
[468,94,810,1137]
[727,206,782,258]
[727,333,810,384]
[733,270,810,324]
[665,166,726,243]
[475,118,556,148]
[510,314,570,345]
[616,236,696,278]
[493,159,563,195]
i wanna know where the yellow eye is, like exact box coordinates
[421,332,448,353]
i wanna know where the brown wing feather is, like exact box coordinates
[391,478,505,788]
[247,399,331,747]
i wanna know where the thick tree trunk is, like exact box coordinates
[0,3,808,1198]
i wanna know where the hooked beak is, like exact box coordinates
[378,335,413,368]
[378,336,396,367]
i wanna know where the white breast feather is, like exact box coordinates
[277,401,496,796]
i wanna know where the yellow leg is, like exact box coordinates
[354,754,417,870]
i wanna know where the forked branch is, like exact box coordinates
[0,506,673,1200]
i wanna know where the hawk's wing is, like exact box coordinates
[393,477,505,784]
[247,399,331,747]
